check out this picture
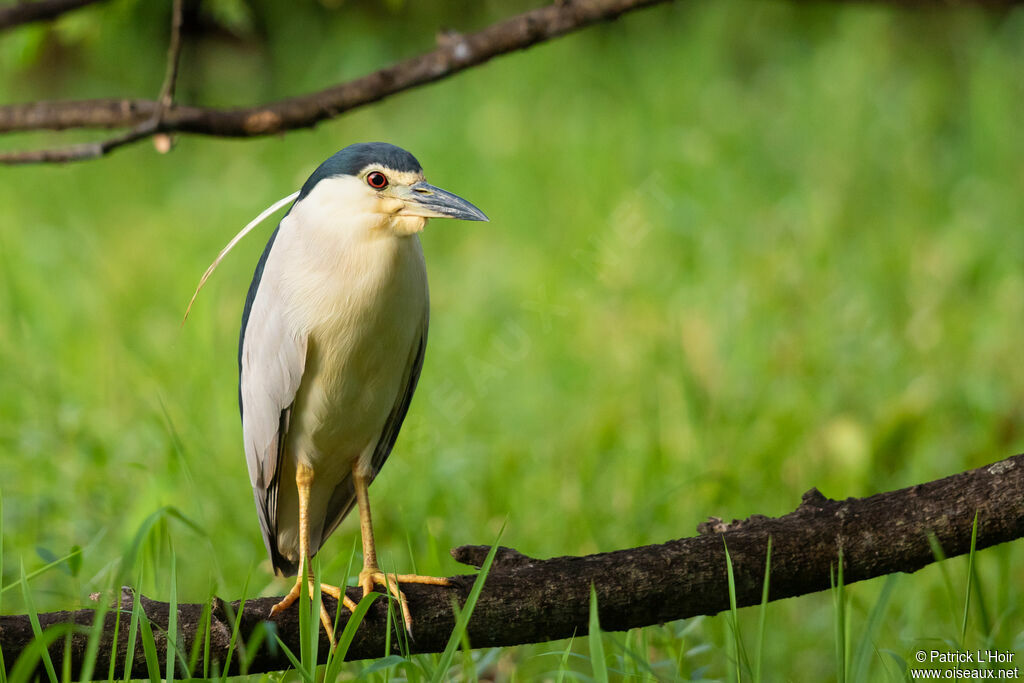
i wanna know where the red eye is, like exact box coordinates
[366,172,388,189]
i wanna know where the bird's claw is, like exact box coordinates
[356,570,451,636]
[270,578,349,649]
[319,583,359,613]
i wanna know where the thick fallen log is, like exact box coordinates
[1,453,1021,678]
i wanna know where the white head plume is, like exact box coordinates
[183,190,300,323]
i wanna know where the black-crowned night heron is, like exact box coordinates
[236,142,487,642]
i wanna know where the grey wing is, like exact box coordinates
[315,317,428,553]
[238,227,307,576]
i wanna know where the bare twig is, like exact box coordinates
[0,0,110,32]
[0,0,671,163]
[2,453,1021,679]
[150,0,184,154]
[156,0,184,111]
[0,0,185,164]
[0,127,155,164]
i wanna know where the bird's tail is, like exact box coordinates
[268,474,357,578]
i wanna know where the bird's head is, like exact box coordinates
[295,142,488,237]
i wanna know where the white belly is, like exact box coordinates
[283,232,428,485]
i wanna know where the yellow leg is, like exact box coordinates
[352,463,450,635]
[269,463,358,649]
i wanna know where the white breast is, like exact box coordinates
[272,178,429,486]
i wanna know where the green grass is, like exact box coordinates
[832,551,848,683]
[723,539,746,682]
[2,0,1024,679]
[754,538,771,683]
[589,584,610,683]
[961,513,982,649]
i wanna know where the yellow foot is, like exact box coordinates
[358,570,451,636]
[270,578,359,649]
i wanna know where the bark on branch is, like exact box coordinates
[5,0,1021,164]
[0,0,672,163]
[1,453,1021,679]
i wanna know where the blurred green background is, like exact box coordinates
[1,0,1023,679]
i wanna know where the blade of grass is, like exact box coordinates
[589,584,609,683]
[115,507,204,587]
[291,555,318,683]
[186,596,212,678]
[831,549,847,683]
[878,649,909,682]
[607,628,659,679]
[304,556,321,676]
[428,532,502,683]
[122,579,144,682]
[723,538,747,683]
[622,630,635,680]
[446,596,475,682]
[323,538,361,677]
[851,574,897,683]
[966,516,991,643]
[969,558,992,642]
[19,559,58,683]
[8,623,79,683]
[1,548,84,596]
[238,622,271,676]
[105,590,123,683]
[202,596,213,680]
[640,628,650,682]
[273,636,313,682]
[76,581,113,682]
[137,612,162,683]
[554,633,576,683]
[379,555,412,658]
[405,531,419,576]
[927,532,960,634]
[120,511,167,588]
[61,626,72,683]
[165,543,178,683]
[323,592,378,681]
[404,655,426,683]
[754,536,772,683]
[0,491,6,683]
[960,512,980,648]
[384,573,394,670]
[674,622,687,676]
[217,570,252,680]
[602,626,659,679]
[362,654,406,676]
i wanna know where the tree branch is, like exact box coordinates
[0,0,110,32]
[4,0,1022,164]
[0,0,666,163]
[2,453,1021,679]
[155,0,184,111]
[0,0,184,164]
